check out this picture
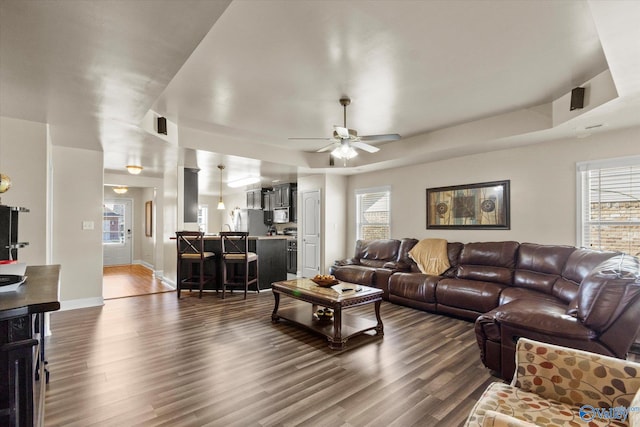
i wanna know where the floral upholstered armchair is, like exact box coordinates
[465,338,640,427]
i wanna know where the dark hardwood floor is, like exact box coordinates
[44,290,500,427]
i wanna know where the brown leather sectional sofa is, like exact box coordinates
[330,239,640,379]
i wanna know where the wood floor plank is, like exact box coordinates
[44,290,501,426]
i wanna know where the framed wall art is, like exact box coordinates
[145,200,153,237]
[426,180,510,229]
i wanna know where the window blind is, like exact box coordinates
[356,187,391,240]
[579,159,640,256]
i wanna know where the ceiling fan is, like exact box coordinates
[290,97,401,160]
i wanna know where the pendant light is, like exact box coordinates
[217,164,225,210]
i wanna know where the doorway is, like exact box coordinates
[301,189,321,277]
[103,199,133,266]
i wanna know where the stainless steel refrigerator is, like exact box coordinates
[235,209,268,236]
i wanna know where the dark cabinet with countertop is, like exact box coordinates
[181,236,287,291]
[0,265,61,427]
[287,239,297,274]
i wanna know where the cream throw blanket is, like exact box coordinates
[408,238,450,275]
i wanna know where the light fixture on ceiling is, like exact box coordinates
[331,141,358,160]
[217,164,225,210]
[126,165,143,175]
[113,186,128,194]
[227,176,261,188]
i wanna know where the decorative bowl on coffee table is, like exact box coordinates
[311,278,339,287]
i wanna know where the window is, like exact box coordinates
[197,205,208,233]
[356,186,391,240]
[103,202,125,244]
[578,157,640,256]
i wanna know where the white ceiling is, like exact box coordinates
[1,0,639,195]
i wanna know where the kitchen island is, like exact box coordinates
[176,234,289,291]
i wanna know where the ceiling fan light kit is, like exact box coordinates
[331,141,358,160]
[290,96,400,163]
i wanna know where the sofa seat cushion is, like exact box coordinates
[436,278,506,313]
[464,382,621,427]
[488,300,597,340]
[388,272,439,303]
[331,265,376,286]
[499,287,565,306]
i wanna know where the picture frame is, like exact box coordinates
[145,201,153,237]
[426,180,510,229]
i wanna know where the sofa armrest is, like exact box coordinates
[512,338,640,409]
[490,300,596,341]
[482,411,536,427]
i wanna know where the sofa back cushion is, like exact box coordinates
[354,239,401,268]
[572,255,640,333]
[513,243,576,294]
[456,241,519,285]
[397,238,419,268]
[558,248,619,307]
[561,248,619,284]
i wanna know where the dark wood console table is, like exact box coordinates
[0,265,61,427]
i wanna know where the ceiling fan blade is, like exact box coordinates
[334,126,350,139]
[288,137,333,140]
[359,133,401,142]
[316,142,338,153]
[351,141,380,153]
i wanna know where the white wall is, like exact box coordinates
[324,174,347,273]
[52,146,104,307]
[345,126,640,256]
[162,166,179,286]
[0,116,48,265]
[199,189,245,233]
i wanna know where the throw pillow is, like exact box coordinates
[408,238,450,275]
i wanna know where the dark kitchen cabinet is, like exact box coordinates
[263,191,275,225]
[263,191,275,211]
[184,168,199,222]
[273,184,290,208]
[291,189,298,223]
[287,239,297,274]
[273,183,297,208]
[246,188,266,210]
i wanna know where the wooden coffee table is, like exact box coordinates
[271,278,383,350]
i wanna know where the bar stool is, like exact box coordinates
[219,231,259,299]
[175,231,215,298]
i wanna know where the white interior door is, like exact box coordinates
[103,199,133,266]
[301,189,321,277]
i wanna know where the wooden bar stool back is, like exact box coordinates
[175,231,215,298]
[219,231,259,299]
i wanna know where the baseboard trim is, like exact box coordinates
[59,297,104,311]
[133,260,155,271]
